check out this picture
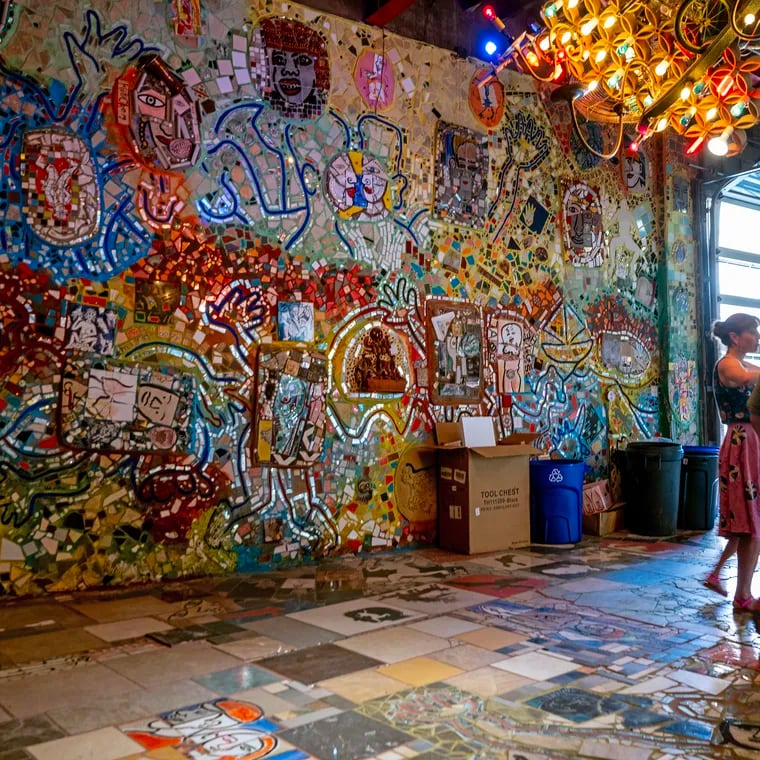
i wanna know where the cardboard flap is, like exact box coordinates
[435,422,463,446]
[470,445,540,458]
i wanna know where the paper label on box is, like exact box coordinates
[453,469,466,484]
[449,504,462,520]
[440,466,452,480]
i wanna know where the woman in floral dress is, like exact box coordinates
[712,313,760,611]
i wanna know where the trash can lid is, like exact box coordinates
[626,440,683,449]
[682,445,719,456]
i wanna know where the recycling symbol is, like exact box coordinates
[548,468,564,484]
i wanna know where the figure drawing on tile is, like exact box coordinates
[354,49,395,112]
[427,301,483,405]
[21,128,100,246]
[468,67,504,128]
[65,304,117,354]
[114,54,202,172]
[324,150,392,221]
[59,357,195,453]
[494,314,533,394]
[123,698,279,759]
[254,344,326,467]
[252,17,330,121]
[433,124,488,227]
[561,179,605,267]
[277,301,315,342]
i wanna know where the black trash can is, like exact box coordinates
[678,445,719,530]
[624,441,683,536]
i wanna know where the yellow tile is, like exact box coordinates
[456,626,527,650]
[379,656,463,687]
[318,667,407,702]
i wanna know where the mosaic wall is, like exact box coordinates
[0,0,700,595]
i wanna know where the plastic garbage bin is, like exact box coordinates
[679,445,719,530]
[530,459,585,544]
[624,441,683,536]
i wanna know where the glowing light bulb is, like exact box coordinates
[586,79,599,92]
[642,94,653,107]
[567,0,579,8]
[625,46,635,61]
[655,117,668,132]
[706,107,718,120]
[580,17,599,36]
[526,50,540,67]
[731,101,747,117]
[561,30,572,44]
[708,127,733,156]
[680,85,691,101]
[539,35,550,51]
[607,68,623,88]
[745,12,756,25]
[655,59,670,77]
[595,48,607,63]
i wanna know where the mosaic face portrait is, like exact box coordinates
[433,125,488,227]
[354,50,395,111]
[561,180,605,267]
[325,151,392,221]
[468,67,504,128]
[114,54,201,172]
[257,17,330,120]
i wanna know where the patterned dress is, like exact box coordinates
[714,360,760,537]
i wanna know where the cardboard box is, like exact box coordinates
[435,420,540,554]
[582,503,626,536]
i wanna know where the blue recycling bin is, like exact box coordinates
[679,445,719,531]
[529,459,585,544]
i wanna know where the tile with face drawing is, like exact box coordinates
[286,597,423,635]
[120,698,304,758]
[369,583,496,614]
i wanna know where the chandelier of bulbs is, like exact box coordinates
[483,0,760,157]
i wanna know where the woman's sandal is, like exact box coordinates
[732,596,760,612]
[704,573,728,596]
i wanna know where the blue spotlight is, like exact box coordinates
[484,39,498,57]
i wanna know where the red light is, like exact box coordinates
[627,141,639,153]
[686,135,705,155]
[482,4,497,20]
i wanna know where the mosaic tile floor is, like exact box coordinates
[2,530,760,759]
